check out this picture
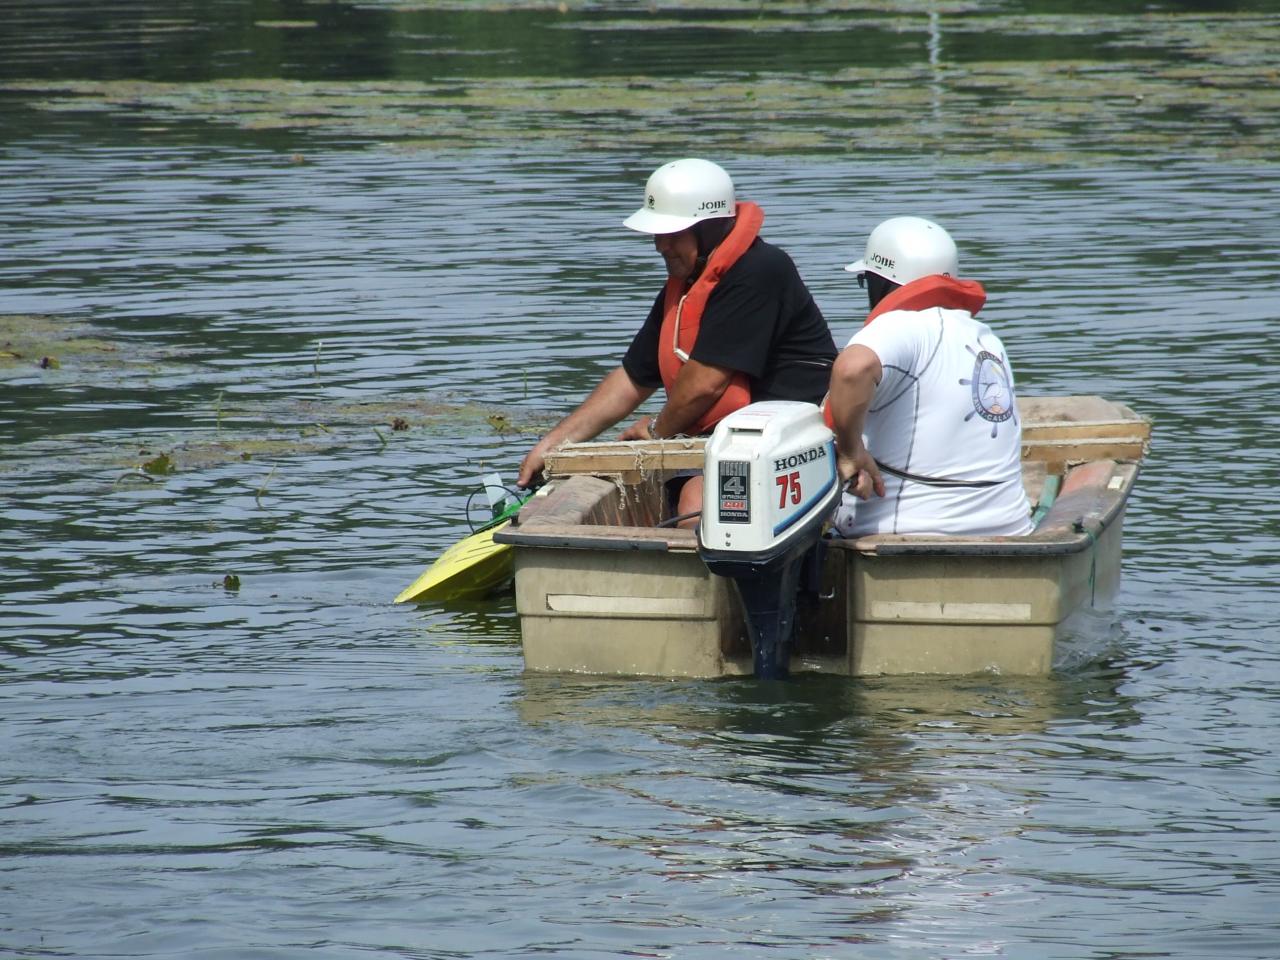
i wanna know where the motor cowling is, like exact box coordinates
[697,401,842,678]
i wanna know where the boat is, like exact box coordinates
[493,395,1150,679]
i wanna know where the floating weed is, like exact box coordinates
[365,0,986,12]
[140,451,176,476]
[0,324,557,488]
[5,10,1277,163]
[0,315,117,372]
[255,466,277,506]
[254,20,318,29]
[114,470,157,487]
[0,314,198,391]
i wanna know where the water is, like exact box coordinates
[3,3,1279,958]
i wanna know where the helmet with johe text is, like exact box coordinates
[623,158,736,235]
[845,216,959,286]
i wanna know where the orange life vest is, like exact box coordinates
[863,274,986,326]
[822,274,988,428]
[657,201,763,434]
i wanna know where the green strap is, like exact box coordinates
[1030,474,1062,528]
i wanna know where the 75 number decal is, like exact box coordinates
[775,471,802,508]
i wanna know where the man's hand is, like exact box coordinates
[837,446,885,501]
[618,416,654,441]
[517,437,554,489]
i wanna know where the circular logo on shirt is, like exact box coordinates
[959,345,1015,437]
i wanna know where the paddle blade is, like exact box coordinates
[394,521,515,604]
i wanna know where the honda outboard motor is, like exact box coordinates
[698,402,842,679]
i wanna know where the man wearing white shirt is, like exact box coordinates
[828,216,1033,537]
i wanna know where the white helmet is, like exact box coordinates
[623,158,736,234]
[844,216,959,285]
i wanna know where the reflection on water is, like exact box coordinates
[507,666,1155,954]
[2,1,1279,957]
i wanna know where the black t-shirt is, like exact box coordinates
[621,238,836,407]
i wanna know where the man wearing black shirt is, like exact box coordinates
[620,240,836,408]
[517,159,836,522]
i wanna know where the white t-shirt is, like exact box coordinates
[832,306,1033,538]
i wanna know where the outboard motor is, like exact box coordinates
[698,402,842,679]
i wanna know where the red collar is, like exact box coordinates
[865,274,987,325]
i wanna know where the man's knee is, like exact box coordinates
[677,476,703,529]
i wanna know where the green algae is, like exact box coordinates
[0,314,120,372]
[1,314,210,390]
[368,1,987,11]
[6,5,1278,165]
[140,452,177,476]
[12,399,551,488]
[2,7,1276,163]
[254,20,320,29]
[0,313,552,486]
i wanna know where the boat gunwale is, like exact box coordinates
[496,525,690,552]
[834,460,1139,558]
[496,460,1139,559]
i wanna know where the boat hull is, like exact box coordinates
[838,513,1124,675]
[514,546,752,678]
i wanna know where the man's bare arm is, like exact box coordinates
[518,366,655,487]
[827,344,886,500]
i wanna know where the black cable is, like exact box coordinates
[874,460,1000,489]
[463,483,528,533]
[656,509,702,529]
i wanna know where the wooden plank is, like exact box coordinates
[550,438,706,455]
[1022,418,1151,442]
[549,436,1148,475]
[1021,437,1147,464]
[543,396,1150,477]
[544,438,706,477]
[1017,395,1130,423]
[498,520,698,552]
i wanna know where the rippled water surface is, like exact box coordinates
[3,2,1279,958]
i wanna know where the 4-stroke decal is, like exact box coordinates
[718,460,750,524]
